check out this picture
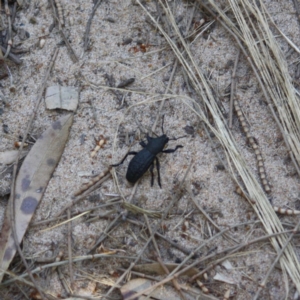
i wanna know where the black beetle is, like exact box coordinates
[111,133,184,187]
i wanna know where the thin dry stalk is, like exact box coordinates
[137,0,300,292]
[254,219,300,299]
[186,184,239,243]
[151,60,178,133]
[3,0,12,58]
[88,213,122,253]
[229,49,240,129]
[67,209,74,289]
[145,214,186,300]
[84,0,104,51]
[103,159,192,298]
[125,229,292,300]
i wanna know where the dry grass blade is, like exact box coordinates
[137,0,300,294]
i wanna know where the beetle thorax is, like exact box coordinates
[147,134,169,154]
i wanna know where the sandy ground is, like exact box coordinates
[0,0,300,299]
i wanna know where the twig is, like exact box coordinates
[150,0,197,133]
[144,214,186,300]
[126,217,192,255]
[125,229,292,300]
[57,267,71,295]
[104,159,192,298]
[151,60,178,133]
[198,1,300,177]
[67,209,74,289]
[0,45,22,64]
[229,49,240,129]
[3,0,12,58]
[73,167,112,197]
[59,29,79,63]
[253,219,300,300]
[31,199,121,227]
[186,184,239,243]
[2,254,152,286]
[189,229,293,282]
[55,171,112,217]
[87,213,122,253]
[83,0,104,51]
[292,0,300,27]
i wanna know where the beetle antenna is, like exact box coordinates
[161,115,165,134]
[169,135,187,141]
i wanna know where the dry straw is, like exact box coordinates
[137,0,300,294]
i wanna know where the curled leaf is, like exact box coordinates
[0,114,73,282]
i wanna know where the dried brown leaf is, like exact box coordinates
[0,114,73,282]
[120,278,217,300]
[133,263,199,277]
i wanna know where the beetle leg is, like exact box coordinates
[140,140,147,148]
[111,151,138,167]
[149,162,155,186]
[162,145,183,153]
[155,157,161,188]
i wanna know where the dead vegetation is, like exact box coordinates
[0,0,300,299]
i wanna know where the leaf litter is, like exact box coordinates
[0,0,300,299]
[0,114,73,282]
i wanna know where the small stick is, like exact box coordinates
[148,0,196,133]
[73,167,112,197]
[292,0,300,27]
[3,0,12,59]
[198,1,300,177]
[187,184,239,243]
[229,49,240,129]
[59,29,79,63]
[144,214,186,300]
[3,253,147,286]
[126,217,192,255]
[49,0,78,62]
[117,267,160,282]
[57,267,71,295]
[125,229,292,300]
[84,0,104,51]
[31,199,121,227]
[56,172,112,217]
[67,209,74,289]
[0,45,22,64]
[104,160,192,298]
[189,230,293,282]
[253,218,300,300]
[151,60,178,133]
[88,213,122,253]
